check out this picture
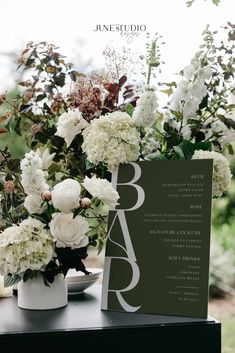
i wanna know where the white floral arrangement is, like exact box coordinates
[0,148,119,287]
[0,23,234,291]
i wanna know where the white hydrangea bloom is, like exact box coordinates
[82,112,141,171]
[132,87,158,127]
[55,110,89,147]
[192,150,232,197]
[0,218,54,276]
[82,175,119,209]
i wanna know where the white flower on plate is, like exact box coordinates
[36,148,56,170]
[82,175,119,209]
[55,110,89,147]
[50,213,89,249]
[132,87,158,127]
[0,218,54,276]
[82,111,140,171]
[192,150,232,197]
[51,178,81,213]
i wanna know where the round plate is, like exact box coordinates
[66,268,103,294]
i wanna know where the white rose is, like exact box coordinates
[51,179,81,213]
[82,175,119,209]
[50,213,89,249]
[55,110,89,147]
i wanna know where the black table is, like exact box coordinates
[0,285,221,353]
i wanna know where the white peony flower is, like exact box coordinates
[50,213,89,249]
[51,179,81,213]
[36,148,56,170]
[192,150,232,197]
[82,111,141,172]
[0,218,54,276]
[132,87,158,127]
[82,176,119,209]
[55,110,89,147]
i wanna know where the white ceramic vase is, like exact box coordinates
[17,274,68,310]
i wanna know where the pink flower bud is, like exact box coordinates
[80,197,92,208]
[41,191,51,201]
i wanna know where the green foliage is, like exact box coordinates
[222,319,235,353]
[213,222,235,255]
[186,0,220,7]
[125,103,134,116]
[4,274,21,287]
[146,33,164,85]
[180,140,212,159]
[212,180,235,229]
[145,151,166,160]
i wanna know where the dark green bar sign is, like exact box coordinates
[101,160,213,318]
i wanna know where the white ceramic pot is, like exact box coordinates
[17,274,67,310]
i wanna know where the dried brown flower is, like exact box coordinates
[51,93,64,114]
[4,180,15,194]
[0,94,6,104]
[32,123,43,135]
[23,90,34,103]
[69,75,104,121]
